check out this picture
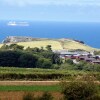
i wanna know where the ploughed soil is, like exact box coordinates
[0,91,63,100]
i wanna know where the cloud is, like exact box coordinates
[1,0,100,7]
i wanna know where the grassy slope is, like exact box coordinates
[63,39,96,51]
[16,39,97,51]
[0,44,3,48]
[17,40,63,50]
[0,38,98,51]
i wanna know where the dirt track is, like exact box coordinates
[0,81,60,86]
[0,81,100,86]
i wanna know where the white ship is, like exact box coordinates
[7,21,29,26]
[7,21,17,26]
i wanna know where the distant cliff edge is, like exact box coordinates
[2,36,84,44]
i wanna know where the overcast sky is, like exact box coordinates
[0,0,100,22]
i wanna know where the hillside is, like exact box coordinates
[0,37,98,51]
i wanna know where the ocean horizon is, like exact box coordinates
[0,21,100,48]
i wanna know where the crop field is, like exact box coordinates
[0,83,99,100]
[0,67,99,81]
[0,67,88,74]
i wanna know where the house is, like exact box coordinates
[92,60,100,64]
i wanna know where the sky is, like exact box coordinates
[0,0,100,22]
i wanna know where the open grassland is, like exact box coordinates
[0,44,3,48]
[16,39,97,51]
[17,40,63,50]
[63,39,96,51]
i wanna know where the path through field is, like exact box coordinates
[0,81,100,86]
[0,81,60,86]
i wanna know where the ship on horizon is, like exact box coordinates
[7,21,29,26]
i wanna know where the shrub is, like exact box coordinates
[38,92,53,100]
[60,80,99,100]
[23,93,34,100]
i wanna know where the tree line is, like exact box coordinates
[0,44,61,68]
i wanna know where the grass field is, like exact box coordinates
[0,44,3,48]
[17,39,97,51]
[0,38,98,51]
[0,85,60,92]
[18,40,63,50]
[63,39,95,51]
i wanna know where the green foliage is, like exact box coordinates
[46,45,52,51]
[0,44,9,50]
[65,59,73,65]
[94,51,100,55]
[0,44,61,68]
[1,44,24,50]
[37,58,52,69]
[19,53,38,68]
[75,61,100,72]
[0,50,21,67]
[61,80,99,100]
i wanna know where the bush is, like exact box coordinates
[38,92,53,100]
[23,92,53,100]
[23,93,34,100]
[61,80,99,100]
[65,59,73,65]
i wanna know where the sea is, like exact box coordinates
[0,20,100,48]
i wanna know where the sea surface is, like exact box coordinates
[0,21,100,48]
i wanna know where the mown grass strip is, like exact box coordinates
[0,85,61,92]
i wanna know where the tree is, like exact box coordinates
[0,50,21,67]
[37,58,52,69]
[9,44,24,50]
[19,53,38,68]
[0,44,9,50]
[46,45,52,51]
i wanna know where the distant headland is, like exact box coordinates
[1,36,97,51]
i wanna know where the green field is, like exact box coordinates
[0,67,99,81]
[0,67,95,75]
[0,85,60,92]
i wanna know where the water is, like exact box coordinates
[0,21,100,48]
